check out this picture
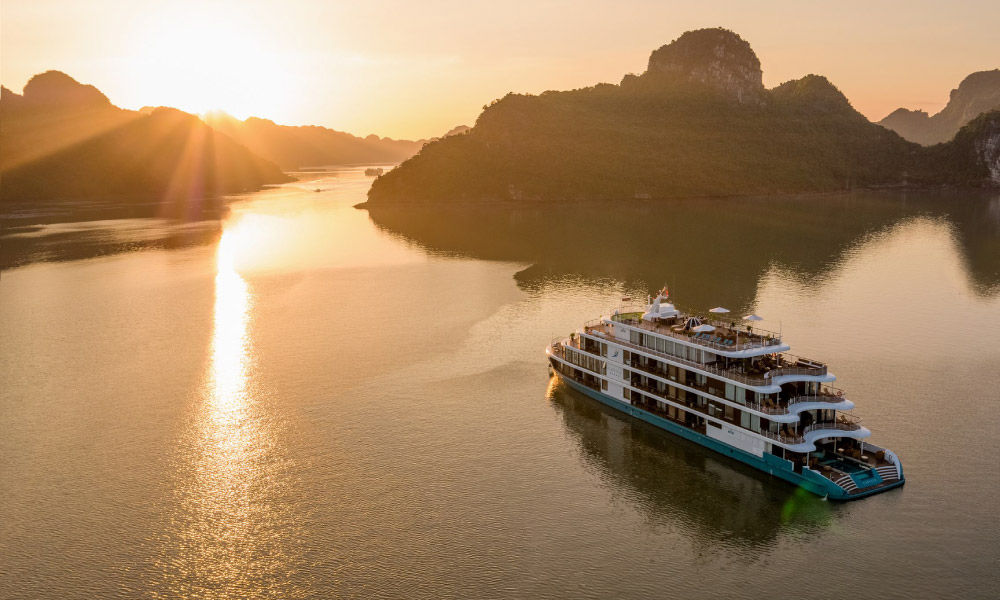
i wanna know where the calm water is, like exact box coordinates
[2,170,999,599]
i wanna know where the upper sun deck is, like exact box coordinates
[607,308,785,356]
[582,320,829,387]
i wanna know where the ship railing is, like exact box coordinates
[585,330,791,387]
[608,308,784,350]
[759,429,804,445]
[804,415,862,435]
[627,367,805,419]
[786,386,846,407]
[610,302,785,338]
[767,353,828,377]
[575,333,837,418]
[609,315,784,353]
[629,381,808,446]
[860,442,902,479]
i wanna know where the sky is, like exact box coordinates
[2,0,998,140]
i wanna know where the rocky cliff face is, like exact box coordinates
[880,70,1000,145]
[645,28,765,105]
[972,111,1000,183]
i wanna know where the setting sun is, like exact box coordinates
[1,1,999,598]
[120,5,297,119]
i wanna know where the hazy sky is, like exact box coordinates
[3,0,998,139]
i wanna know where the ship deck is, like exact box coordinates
[608,312,785,355]
[581,321,827,385]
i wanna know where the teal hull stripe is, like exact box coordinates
[554,371,904,501]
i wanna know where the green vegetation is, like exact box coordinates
[368,29,997,205]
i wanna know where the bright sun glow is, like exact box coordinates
[211,230,251,414]
[123,5,296,119]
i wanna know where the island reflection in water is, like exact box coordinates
[2,172,998,598]
[366,190,1000,305]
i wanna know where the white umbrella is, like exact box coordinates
[744,314,764,321]
[709,307,730,314]
[684,317,702,329]
[692,324,716,333]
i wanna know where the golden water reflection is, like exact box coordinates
[167,231,294,597]
[211,231,251,416]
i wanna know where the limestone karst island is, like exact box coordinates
[2,3,999,600]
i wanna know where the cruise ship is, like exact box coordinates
[546,289,905,500]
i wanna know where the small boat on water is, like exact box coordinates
[364,167,384,177]
[546,288,905,500]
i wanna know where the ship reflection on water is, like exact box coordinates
[545,377,834,551]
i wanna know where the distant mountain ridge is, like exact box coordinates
[1,71,291,206]
[201,112,431,169]
[879,70,1000,145]
[367,29,999,206]
[0,71,462,209]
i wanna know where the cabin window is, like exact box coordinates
[725,383,736,401]
[601,378,608,391]
[708,420,722,429]
[724,405,734,420]
[751,414,761,433]
[630,330,641,344]
[741,411,751,429]
[656,337,666,352]
[623,388,631,400]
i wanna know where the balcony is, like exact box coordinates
[582,323,827,386]
[804,413,863,435]
[622,352,847,419]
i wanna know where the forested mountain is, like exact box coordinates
[367,29,999,206]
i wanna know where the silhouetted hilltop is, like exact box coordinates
[202,112,429,169]
[366,29,997,206]
[1,72,291,205]
[1,71,135,172]
[879,70,1000,145]
[644,27,765,106]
